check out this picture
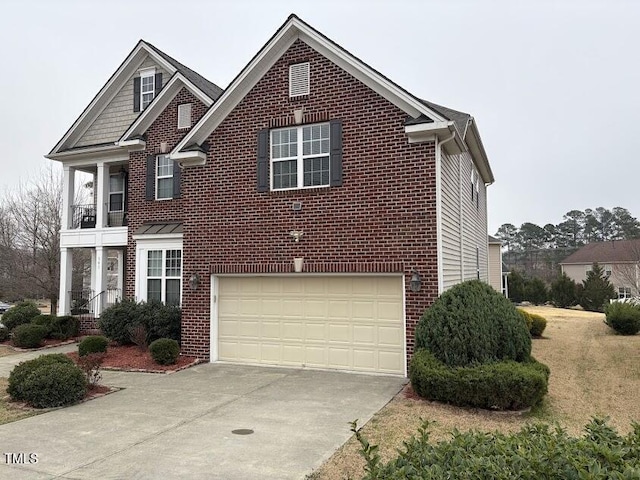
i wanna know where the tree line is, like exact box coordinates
[494,207,640,282]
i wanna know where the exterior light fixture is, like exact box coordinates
[410,270,422,292]
[189,273,201,291]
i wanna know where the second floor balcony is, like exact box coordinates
[71,204,128,229]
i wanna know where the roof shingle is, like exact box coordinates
[560,239,640,264]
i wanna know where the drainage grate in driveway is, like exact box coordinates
[231,428,254,435]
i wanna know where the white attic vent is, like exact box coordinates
[177,103,192,129]
[289,62,310,97]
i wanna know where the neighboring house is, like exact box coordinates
[47,15,494,376]
[560,239,640,299]
[488,235,508,296]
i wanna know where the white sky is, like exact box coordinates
[1,0,638,234]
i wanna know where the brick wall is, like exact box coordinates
[125,88,209,299]
[177,40,440,365]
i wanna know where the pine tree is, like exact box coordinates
[550,272,578,308]
[579,263,616,312]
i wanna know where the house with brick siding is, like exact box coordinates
[48,15,494,376]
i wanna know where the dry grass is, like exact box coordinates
[310,306,640,480]
[0,346,17,358]
[0,378,38,425]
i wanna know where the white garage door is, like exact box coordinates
[216,276,405,375]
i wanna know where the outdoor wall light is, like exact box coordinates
[189,273,201,291]
[410,270,422,292]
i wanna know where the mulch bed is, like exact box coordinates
[66,344,202,373]
[1,338,77,351]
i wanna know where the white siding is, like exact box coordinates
[440,150,489,290]
[76,56,169,147]
[488,243,502,292]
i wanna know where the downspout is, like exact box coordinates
[458,154,464,281]
[436,130,456,294]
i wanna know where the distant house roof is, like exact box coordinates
[488,235,502,244]
[560,239,640,264]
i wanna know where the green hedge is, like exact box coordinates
[98,299,180,345]
[78,335,109,356]
[51,315,79,340]
[416,280,531,367]
[8,354,75,401]
[11,323,47,348]
[356,418,640,479]
[409,349,549,410]
[0,325,9,342]
[605,301,640,335]
[19,363,87,408]
[149,338,180,365]
[529,313,547,337]
[1,301,40,331]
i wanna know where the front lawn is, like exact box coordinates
[310,306,640,479]
[0,345,17,357]
[0,378,38,425]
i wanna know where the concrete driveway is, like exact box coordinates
[0,348,405,479]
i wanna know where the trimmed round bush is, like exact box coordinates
[98,299,139,344]
[518,309,533,331]
[529,313,547,337]
[1,301,40,331]
[415,280,532,367]
[78,335,109,356]
[149,338,180,365]
[52,315,80,340]
[0,325,9,342]
[8,354,75,401]
[11,323,47,348]
[20,363,87,408]
[409,349,549,410]
[137,300,181,343]
[604,301,640,335]
[32,314,56,337]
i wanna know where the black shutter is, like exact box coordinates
[257,129,269,192]
[133,77,141,112]
[329,120,343,187]
[146,155,155,200]
[172,160,181,199]
[155,73,163,94]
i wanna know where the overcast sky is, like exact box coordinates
[1,0,638,234]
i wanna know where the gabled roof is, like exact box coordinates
[172,14,492,181]
[560,239,640,264]
[488,235,502,244]
[48,40,222,156]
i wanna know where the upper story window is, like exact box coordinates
[109,174,125,212]
[618,286,632,299]
[134,68,162,113]
[271,123,329,190]
[156,155,174,199]
[604,265,612,277]
[289,62,310,97]
[177,103,192,129]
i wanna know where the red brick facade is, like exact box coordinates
[125,88,209,300]
[167,40,441,364]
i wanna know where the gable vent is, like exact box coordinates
[178,103,192,129]
[289,62,310,97]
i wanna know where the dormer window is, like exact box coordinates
[133,67,162,113]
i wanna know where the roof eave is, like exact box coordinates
[465,119,494,185]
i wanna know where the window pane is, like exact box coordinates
[147,250,162,276]
[273,160,297,189]
[303,156,329,187]
[157,156,173,176]
[147,279,161,302]
[142,93,153,109]
[110,175,124,192]
[166,280,181,306]
[157,178,173,199]
[142,75,154,92]
[109,193,123,212]
[165,250,182,277]
[271,128,297,159]
[302,123,329,158]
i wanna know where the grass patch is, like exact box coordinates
[0,346,17,358]
[311,306,640,480]
[0,378,39,425]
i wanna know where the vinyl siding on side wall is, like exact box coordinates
[76,56,169,147]
[488,243,502,292]
[440,150,489,290]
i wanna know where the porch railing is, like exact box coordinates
[70,205,127,229]
[69,288,122,316]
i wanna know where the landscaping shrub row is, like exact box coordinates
[517,309,547,337]
[356,418,640,479]
[1,302,78,348]
[604,301,640,335]
[409,349,549,410]
[98,299,180,345]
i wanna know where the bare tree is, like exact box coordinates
[0,166,62,312]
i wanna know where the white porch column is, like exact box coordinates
[96,162,108,228]
[94,246,109,316]
[58,247,73,315]
[62,166,75,230]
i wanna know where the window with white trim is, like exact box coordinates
[271,123,330,190]
[604,265,612,277]
[289,62,310,97]
[147,249,181,306]
[177,103,192,129]
[109,174,125,212]
[618,286,632,299]
[156,155,173,199]
[141,70,155,110]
